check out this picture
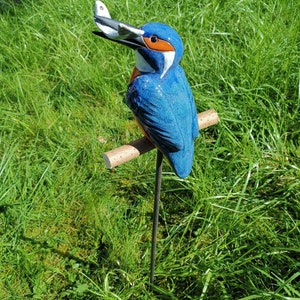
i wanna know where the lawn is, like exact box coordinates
[0,0,299,299]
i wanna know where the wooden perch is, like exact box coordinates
[103,109,219,169]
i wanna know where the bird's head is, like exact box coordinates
[93,1,184,78]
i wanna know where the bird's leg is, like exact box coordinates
[150,149,163,284]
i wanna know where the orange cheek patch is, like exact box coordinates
[143,37,174,52]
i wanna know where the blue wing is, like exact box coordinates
[126,67,198,178]
[177,67,199,139]
[126,74,185,153]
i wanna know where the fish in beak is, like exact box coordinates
[93,1,145,49]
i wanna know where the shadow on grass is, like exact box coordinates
[19,231,100,269]
[0,205,7,213]
[0,0,22,14]
[1,203,115,273]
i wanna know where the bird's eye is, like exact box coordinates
[150,36,158,43]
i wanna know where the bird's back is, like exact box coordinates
[126,66,198,178]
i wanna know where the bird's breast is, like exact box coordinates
[130,67,141,83]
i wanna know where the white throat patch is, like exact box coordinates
[135,51,175,78]
[161,51,175,78]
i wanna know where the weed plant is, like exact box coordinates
[0,0,299,299]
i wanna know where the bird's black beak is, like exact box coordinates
[93,14,145,50]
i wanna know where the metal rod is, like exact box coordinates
[150,149,163,284]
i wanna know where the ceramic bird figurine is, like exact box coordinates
[93,1,198,178]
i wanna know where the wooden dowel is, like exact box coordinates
[103,108,219,169]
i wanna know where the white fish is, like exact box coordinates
[94,1,144,40]
[94,1,111,19]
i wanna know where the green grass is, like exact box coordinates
[0,0,299,298]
